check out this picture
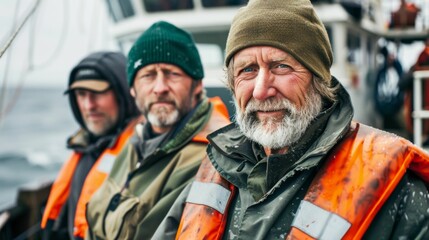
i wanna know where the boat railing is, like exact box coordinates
[0,181,52,240]
[412,70,429,148]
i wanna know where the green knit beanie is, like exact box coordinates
[127,21,204,86]
[225,0,333,84]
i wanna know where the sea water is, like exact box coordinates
[0,87,77,210]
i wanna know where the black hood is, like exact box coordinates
[67,51,139,134]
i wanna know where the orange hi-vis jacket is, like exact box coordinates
[41,118,139,238]
[175,122,429,240]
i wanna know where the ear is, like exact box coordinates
[130,87,136,97]
[191,80,204,102]
[192,81,203,98]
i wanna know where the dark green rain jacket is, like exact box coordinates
[153,78,429,240]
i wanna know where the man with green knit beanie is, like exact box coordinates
[127,21,204,86]
[153,1,429,239]
[85,21,230,239]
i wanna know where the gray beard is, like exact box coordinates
[147,107,180,128]
[234,86,323,149]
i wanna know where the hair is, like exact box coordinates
[225,58,337,102]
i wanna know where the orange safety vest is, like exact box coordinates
[176,122,429,240]
[41,118,139,238]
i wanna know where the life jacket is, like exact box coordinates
[390,2,419,28]
[175,122,429,240]
[41,118,140,238]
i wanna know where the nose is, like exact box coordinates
[82,93,97,110]
[153,71,169,94]
[253,69,276,100]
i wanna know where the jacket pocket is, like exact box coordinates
[102,192,140,240]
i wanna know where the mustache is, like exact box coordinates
[84,111,105,117]
[147,96,176,108]
[244,98,295,115]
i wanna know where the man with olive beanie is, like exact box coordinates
[85,21,230,239]
[153,0,429,239]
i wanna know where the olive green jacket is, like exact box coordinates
[85,99,229,239]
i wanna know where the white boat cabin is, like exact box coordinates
[104,0,429,126]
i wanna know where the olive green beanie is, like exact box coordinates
[127,21,204,86]
[225,0,333,84]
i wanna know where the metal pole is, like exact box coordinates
[413,70,429,147]
[413,73,423,147]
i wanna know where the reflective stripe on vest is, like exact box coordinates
[291,200,351,240]
[176,157,236,240]
[41,118,139,238]
[177,122,429,240]
[186,181,231,214]
[96,153,116,173]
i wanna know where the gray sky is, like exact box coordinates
[0,0,118,88]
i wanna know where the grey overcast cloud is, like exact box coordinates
[0,0,117,88]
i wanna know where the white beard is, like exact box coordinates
[234,86,323,149]
[147,107,180,128]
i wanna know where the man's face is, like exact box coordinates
[232,46,322,150]
[131,63,202,134]
[75,89,119,136]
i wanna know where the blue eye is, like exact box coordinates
[272,63,291,74]
[242,67,254,72]
[276,64,289,68]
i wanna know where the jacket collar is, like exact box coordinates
[67,128,117,154]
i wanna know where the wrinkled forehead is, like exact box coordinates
[232,46,303,69]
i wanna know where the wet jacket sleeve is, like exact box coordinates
[151,184,192,240]
[364,172,429,239]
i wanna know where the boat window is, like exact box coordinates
[325,26,335,61]
[196,44,223,68]
[106,0,135,22]
[143,0,193,12]
[202,0,248,8]
[347,30,362,65]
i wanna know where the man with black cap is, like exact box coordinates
[85,21,230,239]
[41,51,140,240]
[153,0,429,239]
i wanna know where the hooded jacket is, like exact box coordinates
[153,79,429,240]
[41,52,140,239]
[67,51,139,134]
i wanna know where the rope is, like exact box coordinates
[0,0,21,124]
[0,0,41,58]
[0,0,42,124]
